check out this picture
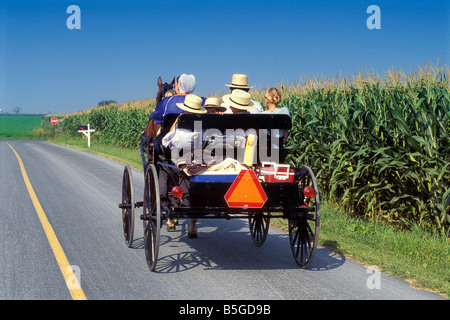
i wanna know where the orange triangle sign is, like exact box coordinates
[224,170,267,208]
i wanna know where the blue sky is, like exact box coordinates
[0,0,448,114]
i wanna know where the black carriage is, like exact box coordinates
[119,113,320,271]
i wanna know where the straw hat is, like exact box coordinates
[225,74,254,89]
[203,97,227,112]
[222,90,255,110]
[176,94,207,113]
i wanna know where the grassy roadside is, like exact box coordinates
[46,135,449,298]
[48,135,144,170]
[271,206,449,298]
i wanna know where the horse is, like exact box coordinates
[144,76,175,138]
[156,76,176,106]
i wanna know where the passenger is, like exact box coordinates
[160,94,207,235]
[164,90,176,98]
[221,74,263,114]
[145,73,197,137]
[221,89,255,114]
[162,94,207,151]
[261,87,291,117]
[203,97,227,114]
[222,90,257,164]
[262,87,290,144]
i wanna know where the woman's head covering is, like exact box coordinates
[178,74,196,94]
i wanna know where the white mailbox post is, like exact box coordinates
[78,124,95,148]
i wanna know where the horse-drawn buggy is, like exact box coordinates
[119,109,320,271]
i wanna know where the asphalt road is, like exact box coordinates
[0,140,445,300]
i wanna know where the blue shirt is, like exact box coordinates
[150,95,206,124]
[150,95,187,125]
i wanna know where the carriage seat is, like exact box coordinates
[157,113,292,165]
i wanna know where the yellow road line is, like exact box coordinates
[8,143,87,300]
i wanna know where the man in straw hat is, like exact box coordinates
[204,97,227,114]
[160,94,206,234]
[161,94,207,149]
[222,74,263,114]
[222,89,255,114]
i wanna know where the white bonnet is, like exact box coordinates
[178,74,196,94]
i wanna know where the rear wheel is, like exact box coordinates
[121,165,135,247]
[288,166,320,268]
[249,214,270,246]
[142,164,161,271]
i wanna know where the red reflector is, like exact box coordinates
[304,186,315,198]
[172,186,184,198]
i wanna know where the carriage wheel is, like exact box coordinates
[288,166,320,268]
[121,165,135,248]
[249,214,270,247]
[142,164,161,271]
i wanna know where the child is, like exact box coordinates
[262,87,290,116]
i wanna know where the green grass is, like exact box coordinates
[272,205,449,298]
[48,134,143,170]
[0,114,46,139]
[46,134,450,298]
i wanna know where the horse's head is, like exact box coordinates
[157,76,175,97]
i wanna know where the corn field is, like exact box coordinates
[57,65,449,235]
[59,102,153,149]
[285,65,449,236]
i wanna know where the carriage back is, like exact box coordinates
[156,113,312,214]
[123,112,320,271]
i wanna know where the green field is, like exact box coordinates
[0,114,45,139]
